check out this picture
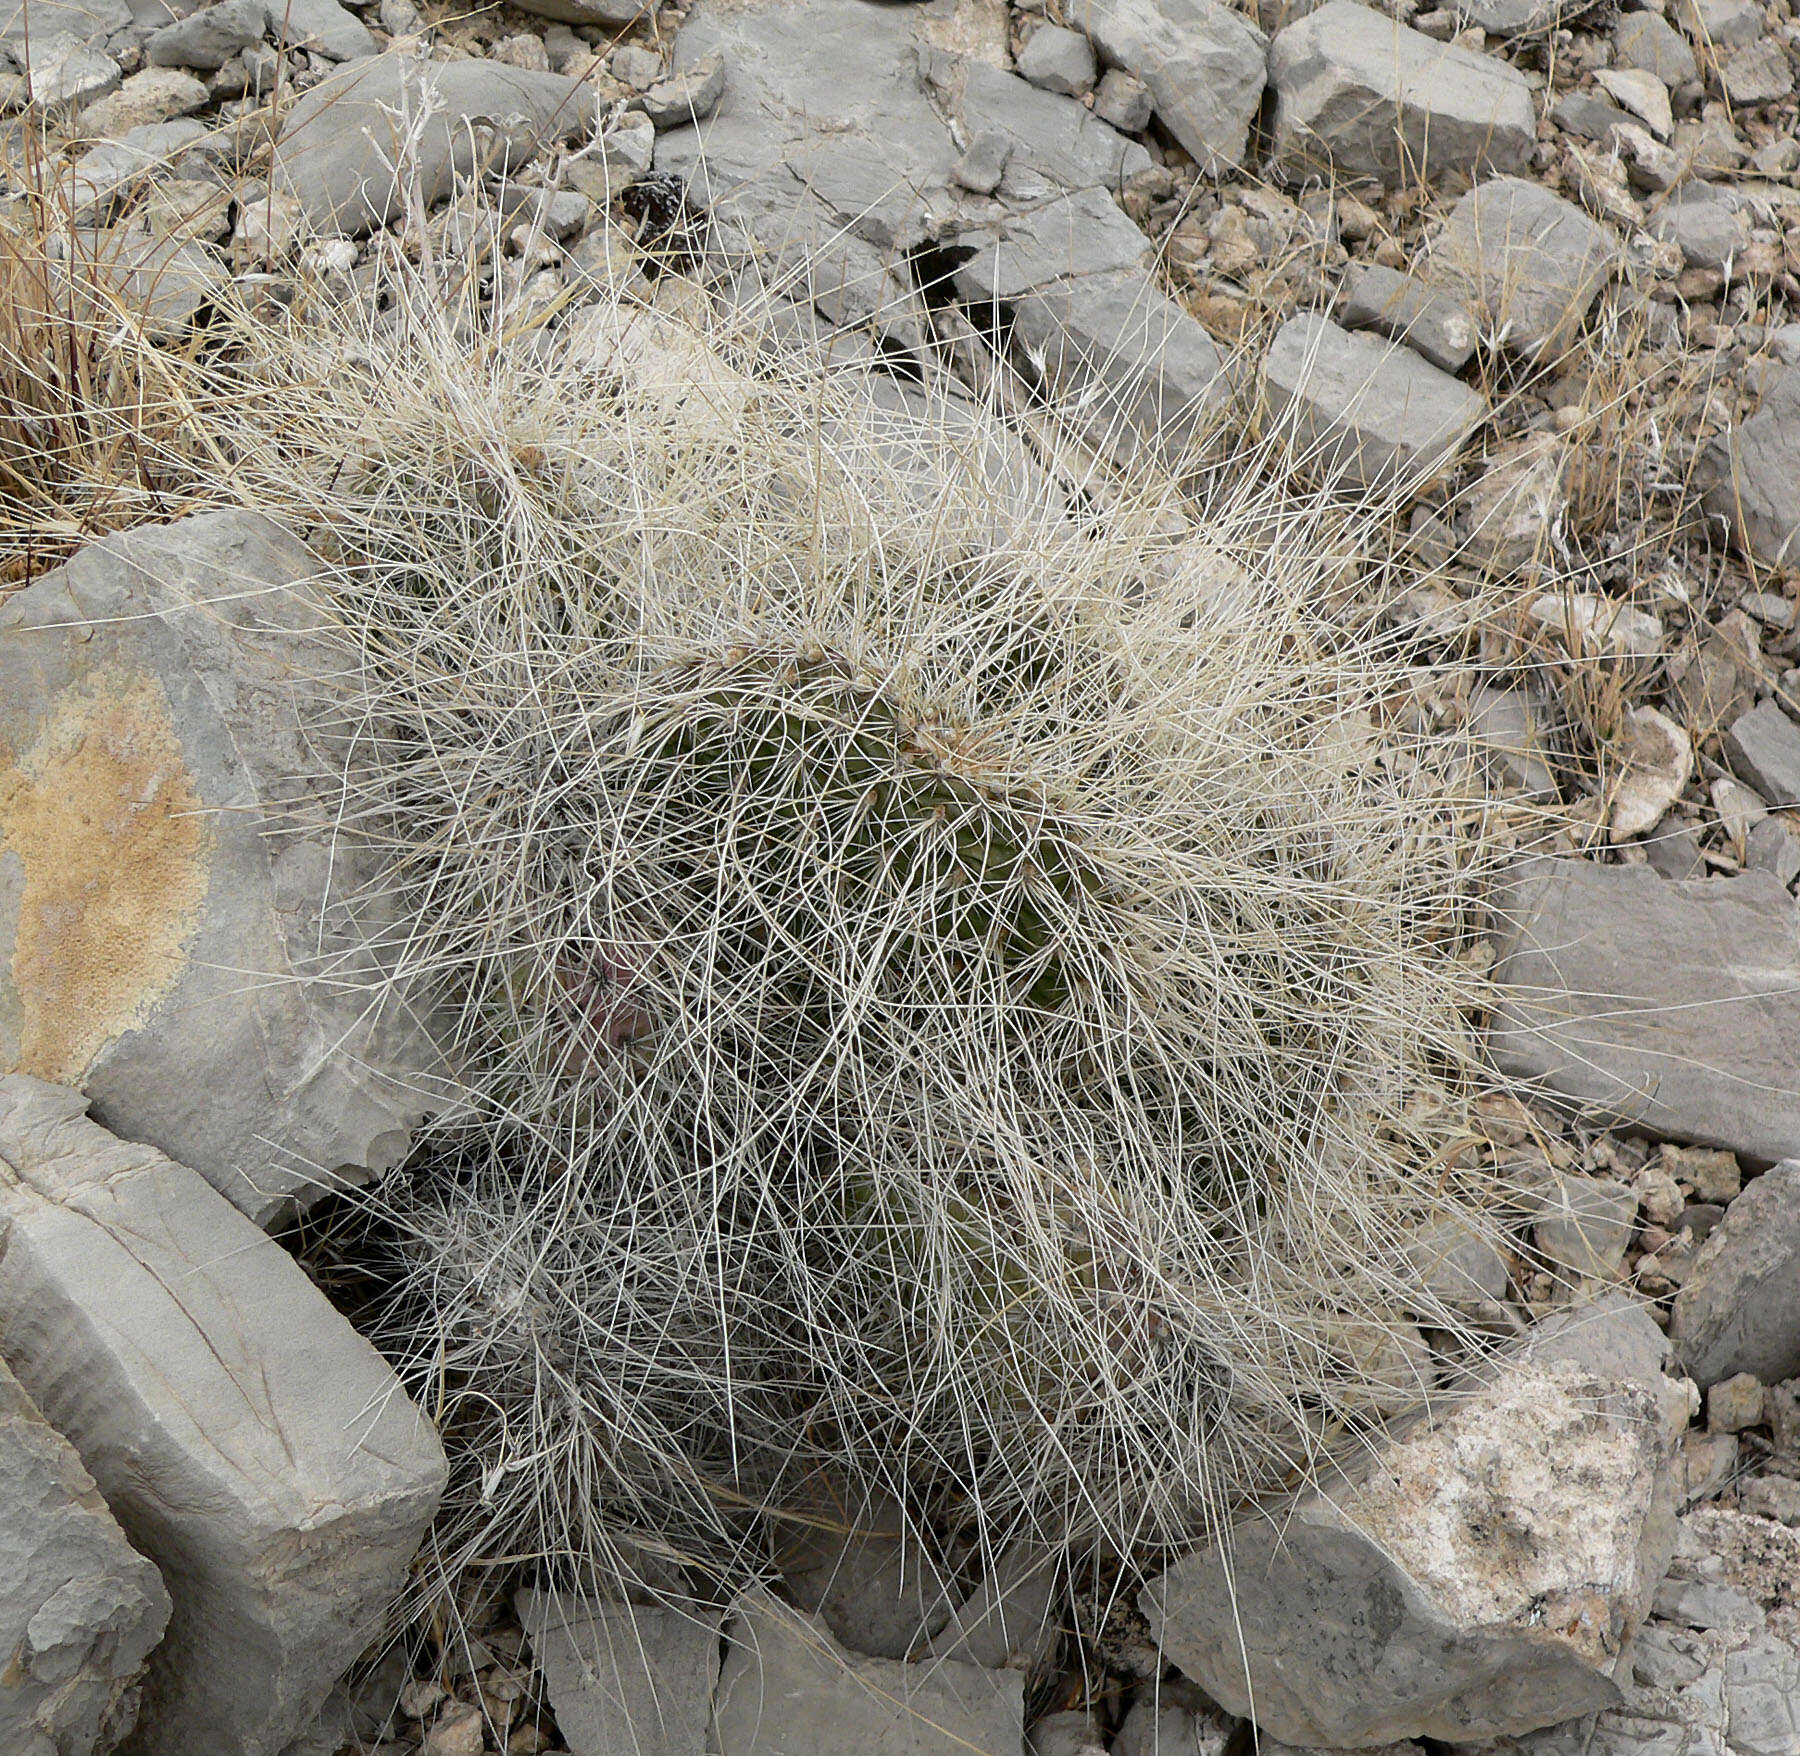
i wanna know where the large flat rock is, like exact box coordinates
[0,1354,170,1756]
[1143,1357,1678,1744]
[273,56,597,236]
[0,1076,447,1756]
[1488,858,1800,1165]
[1267,0,1535,186]
[1670,1160,1800,1389]
[0,510,450,1224]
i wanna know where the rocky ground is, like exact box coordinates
[3,0,1800,1749]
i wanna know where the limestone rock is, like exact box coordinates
[75,66,208,134]
[261,0,372,60]
[1339,261,1477,372]
[1700,399,1800,570]
[1489,859,1800,1164]
[1671,1161,1800,1389]
[273,56,598,238]
[0,510,450,1224]
[1432,178,1618,358]
[1267,1,1535,186]
[145,0,263,69]
[1017,22,1097,97]
[0,1354,170,1756]
[0,1076,447,1756]
[0,0,130,58]
[1617,6,1698,77]
[1069,0,1269,173]
[1143,1356,1678,1743]
[58,120,210,218]
[1263,310,1487,489]
[712,1589,1024,1755]
[954,187,1228,463]
[1726,701,1800,808]
[507,0,648,27]
[518,1591,721,1756]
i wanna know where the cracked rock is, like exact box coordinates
[1432,178,1618,358]
[0,1353,170,1756]
[1490,859,1800,1165]
[1267,0,1535,186]
[0,1076,447,1756]
[0,510,451,1224]
[1143,1354,1679,1744]
[1263,310,1487,490]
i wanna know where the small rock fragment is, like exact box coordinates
[1490,860,1800,1165]
[518,1591,721,1756]
[639,48,725,131]
[75,65,207,133]
[1672,1161,1800,1389]
[1726,700,1800,808]
[1071,0,1269,173]
[953,128,1012,195]
[1525,592,1662,660]
[1018,22,1097,95]
[1608,705,1693,843]
[1114,1680,1236,1756]
[1721,37,1793,105]
[1594,66,1674,139]
[1533,1174,1640,1279]
[145,0,263,69]
[1615,9,1699,82]
[1093,66,1153,131]
[1339,260,1477,371]
[1708,1372,1765,1433]
[0,1354,171,1756]
[1143,1355,1678,1744]
[1263,310,1487,490]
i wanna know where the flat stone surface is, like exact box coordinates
[1432,177,1618,357]
[146,0,264,68]
[1533,1175,1641,1279]
[955,187,1228,463]
[1263,310,1486,489]
[1671,1161,1800,1389]
[0,1353,169,1756]
[0,0,130,54]
[712,1589,1024,1755]
[273,56,597,237]
[1069,0,1268,173]
[0,511,450,1224]
[1339,260,1477,371]
[0,1076,447,1756]
[1017,22,1096,96]
[261,0,372,59]
[1489,858,1800,1165]
[1726,700,1800,808]
[1701,405,1800,569]
[1143,1357,1677,1744]
[1615,9,1699,83]
[519,1591,721,1756]
[1267,0,1535,186]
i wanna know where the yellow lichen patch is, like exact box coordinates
[0,668,213,1084]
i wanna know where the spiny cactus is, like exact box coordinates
[198,274,1501,1606]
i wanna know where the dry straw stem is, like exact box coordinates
[0,170,1512,1607]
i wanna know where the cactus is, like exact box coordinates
[196,278,1500,1604]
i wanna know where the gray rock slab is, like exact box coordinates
[145,0,262,68]
[0,0,130,56]
[0,510,451,1224]
[713,1590,1024,1756]
[955,187,1229,463]
[1432,177,1618,357]
[1143,1356,1678,1744]
[1521,1291,1676,1391]
[1533,1174,1640,1280]
[1405,1214,1511,1305]
[509,0,647,26]
[518,1591,721,1756]
[1699,405,1800,569]
[1455,0,1571,36]
[1489,858,1800,1165]
[1263,310,1486,490]
[1339,260,1477,371]
[59,226,220,342]
[1468,685,1559,802]
[262,0,372,60]
[1615,10,1699,83]
[272,56,597,237]
[0,1076,447,1756]
[1018,22,1096,96]
[1551,90,1633,142]
[1670,1160,1800,1389]
[1266,0,1535,186]
[1652,182,1750,271]
[1726,700,1800,807]
[1069,0,1268,174]
[58,119,209,217]
[0,1353,170,1756]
